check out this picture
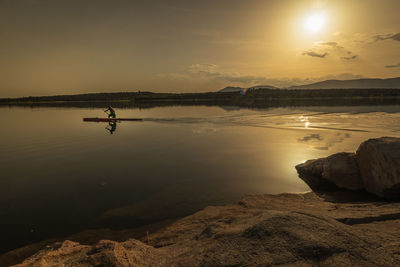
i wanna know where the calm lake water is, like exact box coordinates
[1,104,400,253]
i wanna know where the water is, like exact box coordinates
[1,104,400,253]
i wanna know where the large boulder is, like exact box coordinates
[296,158,325,177]
[296,152,363,191]
[356,137,400,199]
[322,152,363,190]
[296,158,338,191]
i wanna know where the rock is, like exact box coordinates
[296,153,363,191]
[356,137,400,199]
[13,192,400,266]
[296,137,400,199]
[296,158,339,191]
[296,158,325,177]
[322,152,363,190]
[13,239,168,267]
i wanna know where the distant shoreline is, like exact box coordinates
[2,89,400,109]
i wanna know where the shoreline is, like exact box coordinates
[5,189,400,266]
[0,218,180,267]
[1,96,400,110]
[2,89,400,110]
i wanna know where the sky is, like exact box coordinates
[1,0,400,97]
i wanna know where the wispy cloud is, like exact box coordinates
[385,63,400,68]
[302,51,328,58]
[187,64,270,84]
[187,64,220,76]
[374,32,400,42]
[305,41,358,61]
[341,55,357,60]
[159,64,364,89]
[318,41,338,46]
[316,41,344,49]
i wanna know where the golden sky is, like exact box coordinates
[1,0,400,97]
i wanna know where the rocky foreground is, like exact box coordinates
[11,191,400,266]
[11,137,400,266]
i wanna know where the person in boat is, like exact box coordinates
[104,106,116,119]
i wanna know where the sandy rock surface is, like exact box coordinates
[13,192,400,266]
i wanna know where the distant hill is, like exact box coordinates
[219,85,278,93]
[290,77,400,89]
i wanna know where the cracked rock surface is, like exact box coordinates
[13,192,400,266]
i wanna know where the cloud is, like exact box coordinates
[341,51,358,60]
[219,75,268,84]
[319,41,338,46]
[188,63,217,72]
[185,64,273,84]
[385,63,400,68]
[316,41,344,49]
[374,33,400,42]
[187,64,220,76]
[341,55,357,60]
[308,41,358,61]
[302,51,328,58]
[159,64,364,89]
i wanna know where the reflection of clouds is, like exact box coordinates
[298,134,322,142]
[297,132,351,151]
[317,132,352,150]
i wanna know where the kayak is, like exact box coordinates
[83,118,143,122]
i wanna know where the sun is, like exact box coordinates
[304,13,325,33]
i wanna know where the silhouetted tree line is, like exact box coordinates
[1,88,400,106]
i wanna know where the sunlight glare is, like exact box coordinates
[304,13,325,33]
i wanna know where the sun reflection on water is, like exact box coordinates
[298,115,310,128]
